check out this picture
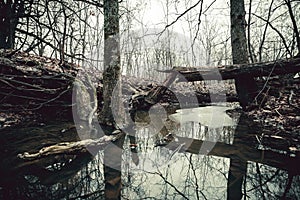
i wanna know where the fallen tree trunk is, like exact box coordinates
[17,131,124,161]
[171,56,300,82]
[136,57,300,109]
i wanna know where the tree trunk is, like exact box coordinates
[0,0,23,49]
[230,0,258,110]
[100,0,121,125]
[228,0,253,199]
[101,2,123,199]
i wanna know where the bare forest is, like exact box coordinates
[0,0,300,199]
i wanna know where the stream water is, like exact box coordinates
[0,106,299,200]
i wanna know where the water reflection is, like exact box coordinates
[0,107,299,199]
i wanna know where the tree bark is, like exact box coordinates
[230,0,248,64]
[100,0,121,126]
[230,0,258,110]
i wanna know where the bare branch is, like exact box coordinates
[253,13,292,57]
[160,0,203,34]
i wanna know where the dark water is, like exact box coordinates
[0,106,299,200]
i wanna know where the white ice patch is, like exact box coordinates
[169,106,236,128]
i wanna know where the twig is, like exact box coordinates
[28,87,71,110]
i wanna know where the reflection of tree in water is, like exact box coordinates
[1,112,300,199]
[154,112,300,199]
[0,153,105,199]
[120,119,233,199]
[246,164,300,199]
[226,113,300,200]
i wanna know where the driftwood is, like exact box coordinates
[18,131,124,161]
[167,56,300,82]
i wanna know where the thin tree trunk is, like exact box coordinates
[100,0,121,125]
